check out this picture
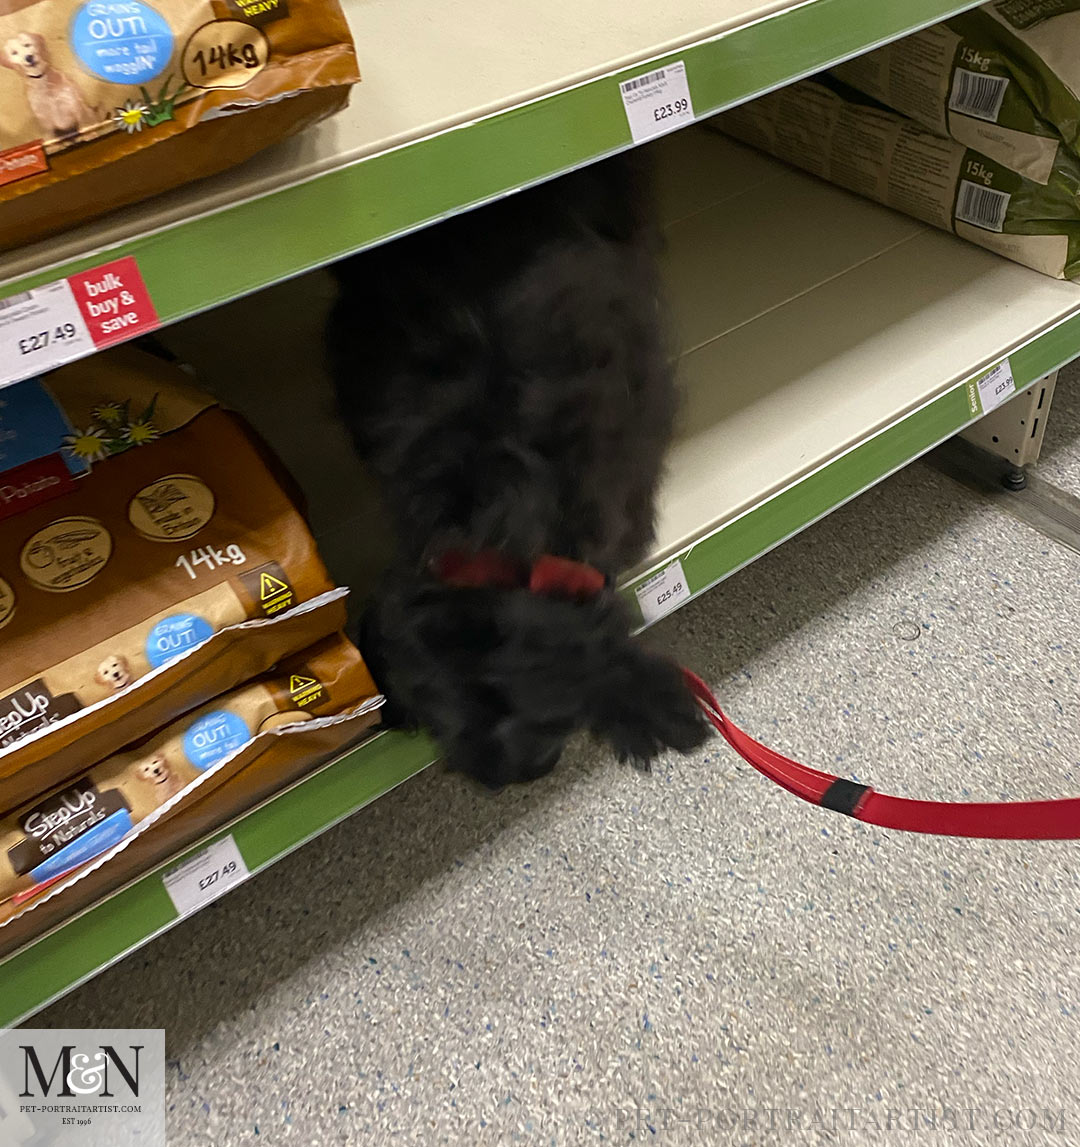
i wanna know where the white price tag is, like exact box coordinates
[976,358,1016,413]
[0,280,93,387]
[162,834,250,918]
[635,558,691,624]
[619,61,695,144]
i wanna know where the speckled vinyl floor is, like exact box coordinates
[30,361,1080,1146]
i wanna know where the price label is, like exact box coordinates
[619,61,695,144]
[0,280,93,385]
[0,257,158,389]
[975,358,1016,414]
[162,834,250,918]
[635,558,691,624]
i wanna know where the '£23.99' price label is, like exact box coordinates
[619,61,696,144]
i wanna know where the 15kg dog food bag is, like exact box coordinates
[830,18,1068,185]
[0,632,380,921]
[0,0,359,249]
[710,78,1080,280]
[967,1,1080,155]
[0,344,345,811]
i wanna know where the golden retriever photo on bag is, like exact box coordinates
[1,31,97,142]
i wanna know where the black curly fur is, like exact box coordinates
[328,153,709,786]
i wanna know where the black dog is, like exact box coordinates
[328,153,707,786]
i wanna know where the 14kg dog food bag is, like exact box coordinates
[0,344,346,811]
[0,0,359,248]
[710,77,1080,281]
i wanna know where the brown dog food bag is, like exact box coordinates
[0,682,381,956]
[0,0,359,249]
[0,632,380,918]
[0,344,342,810]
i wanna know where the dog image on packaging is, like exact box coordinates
[0,0,360,248]
[1,29,98,141]
[0,634,378,912]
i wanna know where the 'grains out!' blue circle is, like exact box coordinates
[182,711,251,771]
[71,2,174,85]
[145,613,214,669]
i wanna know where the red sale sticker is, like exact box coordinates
[66,257,160,348]
[0,256,160,388]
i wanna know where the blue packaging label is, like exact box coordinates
[0,378,88,479]
[145,613,214,670]
[182,710,251,771]
[28,808,134,884]
[71,2,175,84]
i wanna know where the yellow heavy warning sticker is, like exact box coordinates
[287,672,325,708]
[239,561,295,617]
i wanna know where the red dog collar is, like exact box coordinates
[433,549,606,601]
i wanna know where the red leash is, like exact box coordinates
[434,548,1080,839]
[683,668,1080,840]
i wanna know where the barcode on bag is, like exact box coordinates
[955,180,1010,232]
[0,291,33,312]
[949,68,1009,122]
[620,68,667,94]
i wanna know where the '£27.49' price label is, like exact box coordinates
[619,61,696,144]
[0,280,94,382]
[0,257,159,389]
[162,834,251,918]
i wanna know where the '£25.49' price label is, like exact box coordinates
[635,558,692,625]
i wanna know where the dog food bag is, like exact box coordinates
[0,633,380,921]
[830,17,1068,185]
[0,344,346,811]
[967,1,1080,155]
[710,78,1080,280]
[0,0,359,249]
[0,666,382,956]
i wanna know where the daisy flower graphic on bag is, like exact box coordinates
[124,418,160,446]
[114,100,149,133]
[92,401,126,426]
[61,427,110,463]
[61,394,160,467]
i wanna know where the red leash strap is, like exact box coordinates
[683,668,1080,840]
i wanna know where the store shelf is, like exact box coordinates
[0,0,984,384]
[6,124,1080,1029]
[623,128,1080,622]
[0,729,437,1029]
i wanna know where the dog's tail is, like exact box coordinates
[360,566,709,787]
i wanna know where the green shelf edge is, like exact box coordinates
[0,729,437,1030]
[2,0,981,322]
